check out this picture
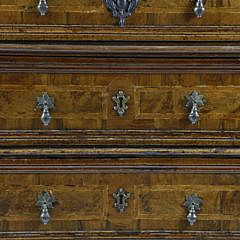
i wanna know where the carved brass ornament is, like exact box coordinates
[185,91,205,124]
[113,188,130,213]
[105,0,140,27]
[184,193,203,226]
[38,0,48,16]
[36,191,56,225]
[194,0,205,18]
[36,92,55,126]
[112,90,130,116]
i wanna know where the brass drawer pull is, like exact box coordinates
[38,0,48,16]
[36,191,56,225]
[184,193,203,226]
[113,188,130,213]
[105,0,140,27]
[36,92,55,126]
[194,0,205,18]
[185,91,205,124]
[112,90,130,116]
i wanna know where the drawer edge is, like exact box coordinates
[0,230,239,239]
[0,25,240,42]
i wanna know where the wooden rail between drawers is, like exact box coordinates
[0,25,240,41]
[0,43,239,73]
[0,230,240,239]
[0,130,239,173]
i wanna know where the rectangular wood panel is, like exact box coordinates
[0,173,239,234]
[0,73,239,130]
[136,185,240,218]
[0,186,106,221]
[0,0,240,26]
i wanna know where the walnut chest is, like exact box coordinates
[0,0,239,239]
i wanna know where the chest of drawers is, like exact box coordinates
[0,1,240,239]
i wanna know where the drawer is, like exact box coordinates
[1,1,240,41]
[1,72,240,131]
[1,173,240,238]
[1,0,239,26]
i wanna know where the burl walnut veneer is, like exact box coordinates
[0,0,239,239]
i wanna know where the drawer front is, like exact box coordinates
[0,72,240,130]
[1,0,239,26]
[0,173,240,235]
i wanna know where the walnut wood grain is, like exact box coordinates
[0,1,239,238]
[0,71,240,130]
[0,130,238,173]
[1,43,240,57]
[0,43,239,74]
[1,0,240,27]
[1,25,240,41]
[0,129,240,146]
[0,0,240,41]
[0,231,240,239]
[0,173,238,238]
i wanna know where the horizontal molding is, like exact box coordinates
[0,230,239,239]
[0,130,239,172]
[0,43,239,73]
[1,130,240,147]
[1,165,240,174]
[1,146,240,158]
[0,25,240,41]
[1,43,240,57]
[1,62,239,74]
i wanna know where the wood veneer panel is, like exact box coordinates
[0,173,239,233]
[0,0,240,26]
[0,1,239,40]
[0,73,239,130]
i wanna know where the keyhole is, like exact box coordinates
[119,194,124,205]
[119,97,123,108]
